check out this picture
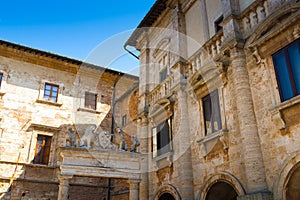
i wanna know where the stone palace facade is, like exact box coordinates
[125,0,300,199]
[0,0,300,199]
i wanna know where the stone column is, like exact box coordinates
[129,179,140,200]
[230,47,267,192]
[137,117,149,199]
[57,175,72,200]
[175,85,194,199]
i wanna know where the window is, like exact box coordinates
[84,92,97,110]
[272,39,300,101]
[0,73,3,88]
[214,15,223,33]
[44,83,59,102]
[122,115,127,127]
[159,68,168,83]
[33,135,52,165]
[152,119,172,157]
[202,90,222,135]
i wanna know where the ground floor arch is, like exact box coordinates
[273,151,300,200]
[198,172,245,200]
[285,163,300,200]
[154,184,181,200]
[205,181,238,200]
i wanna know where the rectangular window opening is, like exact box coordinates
[85,92,97,110]
[33,135,52,165]
[272,39,300,101]
[44,83,59,102]
[202,90,222,135]
[0,73,3,88]
[122,115,127,127]
[152,119,172,157]
[215,15,224,33]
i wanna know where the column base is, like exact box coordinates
[238,191,273,200]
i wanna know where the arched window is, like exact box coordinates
[205,181,238,200]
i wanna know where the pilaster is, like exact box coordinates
[230,47,267,192]
[57,174,72,200]
[129,179,140,200]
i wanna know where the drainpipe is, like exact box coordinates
[108,73,122,200]
[124,44,139,60]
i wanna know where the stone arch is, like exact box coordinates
[197,171,245,200]
[154,184,181,200]
[273,150,300,200]
[246,2,300,48]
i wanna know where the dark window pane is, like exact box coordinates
[273,52,294,101]
[85,92,97,110]
[33,135,52,165]
[288,43,300,94]
[0,73,3,87]
[160,68,167,83]
[203,90,222,135]
[152,119,172,157]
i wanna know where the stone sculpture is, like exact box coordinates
[114,128,128,151]
[130,135,140,152]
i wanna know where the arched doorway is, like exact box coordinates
[205,181,238,200]
[159,192,176,200]
[286,164,300,200]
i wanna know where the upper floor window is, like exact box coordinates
[85,92,97,110]
[33,135,52,165]
[159,68,168,83]
[202,90,222,135]
[272,39,300,102]
[152,119,172,157]
[0,73,3,88]
[122,115,127,127]
[44,83,59,102]
[214,15,223,33]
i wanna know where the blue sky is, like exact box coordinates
[0,0,156,75]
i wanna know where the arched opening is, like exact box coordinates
[159,192,176,200]
[205,181,238,200]
[286,164,300,200]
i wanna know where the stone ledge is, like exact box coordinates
[77,107,101,114]
[270,95,300,130]
[197,129,229,157]
[36,99,63,107]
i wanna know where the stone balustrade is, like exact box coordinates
[241,0,292,38]
[147,74,174,105]
[188,31,224,75]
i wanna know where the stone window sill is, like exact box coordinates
[153,151,173,169]
[197,129,229,157]
[77,107,101,114]
[36,99,63,107]
[270,95,300,130]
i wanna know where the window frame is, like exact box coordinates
[202,90,222,135]
[0,73,3,88]
[84,92,97,110]
[272,39,300,102]
[43,83,59,102]
[33,134,52,165]
[152,118,172,158]
[122,114,127,127]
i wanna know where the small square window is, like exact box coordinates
[202,90,222,135]
[122,115,127,127]
[85,92,97,110]
[44,83,59,102]
[33,135,52,165]
[0,73,3,88]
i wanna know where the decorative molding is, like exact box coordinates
[197,129,229,157]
